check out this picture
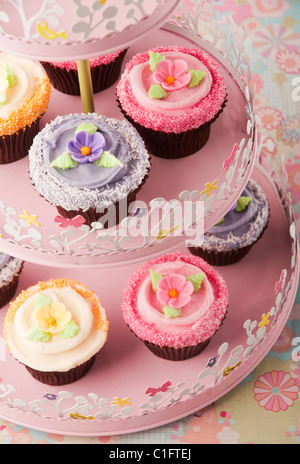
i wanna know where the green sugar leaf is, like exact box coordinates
[34,293,53,310]
[26,327,51,343]
[94,151,123,168]
[162,306,182,318]
[148,51,166,72]
[4,63,16,87]
[59,321,79,339]
[188,70,206,88]
[149,269,162,292]
[50,152,79,170]
[75,123,98,135]
[186,272,205,292]
[235,196,252,212]
[148,84,169,100]
[0,93,6,106]
[215,217,225,226]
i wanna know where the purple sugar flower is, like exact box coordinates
[67,131,106,164]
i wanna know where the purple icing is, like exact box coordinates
[202,179,269,252]
[43,115,131,190]
[68,131,105,164]
[0,253,10,269]
[209,187,258,238]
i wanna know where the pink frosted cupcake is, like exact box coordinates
[41,49,127,96]
[122,253,228,360]
[116,46,226,158]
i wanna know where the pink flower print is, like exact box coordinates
[253,24,298,60]
[256,106,283,131]
[253,370,299,412]
[251,0,291,18]
[276,50,300,74]
[156,274,194,309]
[153,59,192,92]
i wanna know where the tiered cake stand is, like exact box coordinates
[0,1,298,436]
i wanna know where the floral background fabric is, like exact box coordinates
[0,0,299,444]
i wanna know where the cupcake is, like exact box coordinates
[41,50,127,96]
[0,252,23,308]
[0,53,51,164]
[122,253,228,361]
[4,278,109,385]
[188,179,270,265]
[116,46,226,159]
[29,113,151,228]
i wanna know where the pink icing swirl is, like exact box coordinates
[117,46,226,134]
[122,253,229,349]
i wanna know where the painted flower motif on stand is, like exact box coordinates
[67,131,105,164]
[156,274,194,309]
[253,370,299,412]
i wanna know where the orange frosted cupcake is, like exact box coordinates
[4,278,109,385]
[0,53,51,164]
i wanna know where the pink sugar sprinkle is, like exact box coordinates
[49,50,124,71]
[121,252,229,349]
[116,46,226,134]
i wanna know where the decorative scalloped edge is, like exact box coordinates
[0,150,298,424]
[0,4,257,259]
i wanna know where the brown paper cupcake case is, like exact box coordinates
[24,355,97,386]
[117,96,227,159]
[41,49,128,96]
[188,207,270,266]
[128,308,228,361]
[0,117,42,165]
[0,263,24,309]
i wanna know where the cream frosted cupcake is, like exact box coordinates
[122,253,228,360]
[0,53,51,164]
[4,278,109,385]
[41,49,127,96]
[117,46,226,159]
[0,252,23,308]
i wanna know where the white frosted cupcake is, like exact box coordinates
[4,278,109,385]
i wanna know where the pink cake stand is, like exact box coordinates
[0,26,256,268]
[0,165,298,436]
[0,4,298,436]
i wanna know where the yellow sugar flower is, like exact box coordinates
[36,302,72,334]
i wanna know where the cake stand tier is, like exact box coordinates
[0,0,181,60]
[0,166,298,436]
[0,26,256,268]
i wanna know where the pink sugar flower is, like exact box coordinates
[156,274,194,308]
[153,59,192,92]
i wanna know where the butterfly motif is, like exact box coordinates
[275,269,287,296]
[54,215,86,229]
[222,143,239,172]
[145,381,172,397]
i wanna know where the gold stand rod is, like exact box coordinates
[77,59,95,114]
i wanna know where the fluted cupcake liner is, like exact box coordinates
[25,355,97,386]
[41,50,128,96]
[0,118,42,164]
[0,268,23,309]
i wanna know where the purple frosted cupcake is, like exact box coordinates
[0,252,24,308]
[188,179,270,265]
[29,113,151,228]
